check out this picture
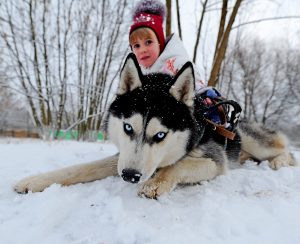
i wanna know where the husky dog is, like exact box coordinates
[14,54,297,199]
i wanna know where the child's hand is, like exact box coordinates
[204,97,213,106]
[201,88,222,105]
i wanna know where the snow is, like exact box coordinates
[1,137,300,244]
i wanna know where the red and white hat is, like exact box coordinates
[129,0,166,53]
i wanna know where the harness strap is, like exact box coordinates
[205,119,236,140]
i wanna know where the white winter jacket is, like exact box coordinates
[140,34,206,91]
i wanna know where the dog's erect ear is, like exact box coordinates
[118,53,143,95]
[169,62,195,107]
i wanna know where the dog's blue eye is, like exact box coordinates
[124,123,133,135]
[153,132,167,142]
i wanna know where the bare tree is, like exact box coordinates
[0,0,129,139]
[0,55,13,131]
[220,37,299,127]
[173,0,244,85]
[175,0,182,39]
[208,0,243,87]
[192,0,208,63]
[284,48,300,103]
[165,0,172,36]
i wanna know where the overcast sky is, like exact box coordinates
[241,0,300,44]
[171,0,300,78]
[177,0,300,42]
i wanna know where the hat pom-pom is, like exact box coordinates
[133,0,166,20]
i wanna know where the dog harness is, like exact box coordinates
[198,94,242,140]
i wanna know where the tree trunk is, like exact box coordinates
[213,0,228,61]
[165,0,172,37]
[208,0,243,87]
[193,0,208,63]
[175,0,182,40]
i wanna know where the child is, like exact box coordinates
[129,0,241,130]
[129,0,206,93]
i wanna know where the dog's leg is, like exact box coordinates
[238,122,297,170]
[138,152,226,199]
[269,152,297,170]
[239,150,253,163]
[14,154,119,193]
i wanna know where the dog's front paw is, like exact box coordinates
[14,174,53,193]
[138,178,176,199]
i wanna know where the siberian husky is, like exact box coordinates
[14,54,297,199]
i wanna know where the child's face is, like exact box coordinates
[131,29,160,68]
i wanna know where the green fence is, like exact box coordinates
[49,130,104,141]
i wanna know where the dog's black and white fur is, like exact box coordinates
[14,54,297,199]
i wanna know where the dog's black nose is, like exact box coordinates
[121,168,142,183]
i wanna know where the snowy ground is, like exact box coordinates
[0,138,300,244]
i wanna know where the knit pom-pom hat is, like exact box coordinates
[129,0,166,53]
